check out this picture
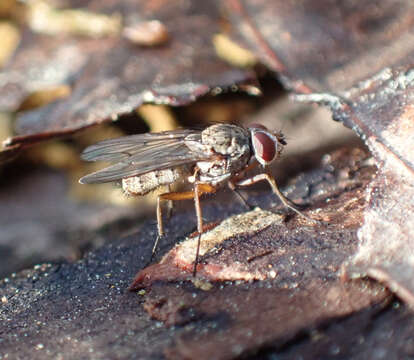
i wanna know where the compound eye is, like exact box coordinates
[252,131,276,164]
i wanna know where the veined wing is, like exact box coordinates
[81,129,199,162]
[79,130,206,184]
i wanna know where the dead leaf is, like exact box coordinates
[224,0,414,307]
[0,0,256,153]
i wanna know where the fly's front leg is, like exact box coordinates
[235,171,317,222]
[227,160,260,210]
[228,180,253,210]
[193,182,203,277]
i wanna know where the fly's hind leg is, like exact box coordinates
[151,190,196,264]
[150,184,216,270]
[234,170,318,223]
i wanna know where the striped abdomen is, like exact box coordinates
[122,167,186,196]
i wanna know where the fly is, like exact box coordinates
[79,123,315,276]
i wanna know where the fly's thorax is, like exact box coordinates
[201,124,250,157]
[194,124,251,185]
[122,167,187,196]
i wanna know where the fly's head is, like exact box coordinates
[248,124,286,167]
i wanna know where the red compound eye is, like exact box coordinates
[252,131,276,164]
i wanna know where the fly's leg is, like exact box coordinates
[191,182,217,276]
[234,170,318,223]
[148,195,167,264]
[227,161,260,210]
[228,180,253,210]
[193,182,202,277]
[152,190,196,264]
[151,184,216,271]
[165,185,174,220]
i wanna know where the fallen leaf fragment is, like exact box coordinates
[145,279,390,360]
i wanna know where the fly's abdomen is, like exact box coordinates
[122,168,185,196]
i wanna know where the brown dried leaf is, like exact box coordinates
[0,0,255,151]
[0,30,91,112]
[157,280,388,360]
[225,0,414,93]
[225,0,414,307]
[337,71,414,306]
[299,69,414,309]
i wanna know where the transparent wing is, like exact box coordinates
[81,129,198,162]
[79,130,206,184]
